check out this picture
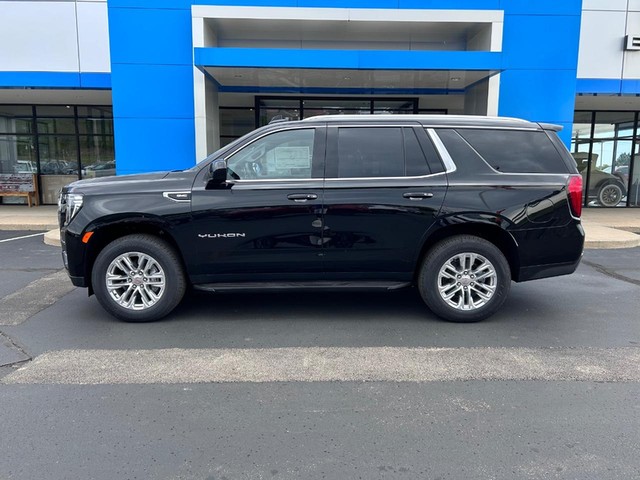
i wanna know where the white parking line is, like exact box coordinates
[0,232,46,243]
[0,270,76,326]
[3,346,639,385]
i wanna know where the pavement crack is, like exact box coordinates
[0,329,32,367]
[582,260,640,287]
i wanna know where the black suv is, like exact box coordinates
[58,115,584,323]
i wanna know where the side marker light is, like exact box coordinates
[82,232,94,244]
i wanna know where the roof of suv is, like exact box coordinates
[301,114,546,130]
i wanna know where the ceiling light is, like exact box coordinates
[450,77,461,82]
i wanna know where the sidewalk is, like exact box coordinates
[0,204,638,249]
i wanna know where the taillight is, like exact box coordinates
[567,175,583,218]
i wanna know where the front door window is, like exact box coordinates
[226,128,316,180]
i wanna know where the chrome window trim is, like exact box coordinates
[323,172,447,183]
[231,178,321,184]
[426,128,457,174]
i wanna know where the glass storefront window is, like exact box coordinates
[77,106,112,118]
[38,135,78,204]
[593,112,634,140]
[0,106,34,135]
[80,135,115,178]
[35,105,75,117]
[255,97,421,127]
[0,104,115,204]
[220,108,254,140]
[629,141,640,207]
[38,135,78,175]
[259,108,300,126]
[78,117,114,136]
[36,118,76,135]
[373,99,416,113]
[0,135,37,174]
[573,111,638,207]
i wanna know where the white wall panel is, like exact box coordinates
[0,1,79,72]
[623,12,640,78]
[77,1,111,72]
[583,0,627,11]
[577,10,625,79]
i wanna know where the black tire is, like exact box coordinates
[597,182,624,207]
[418,235,511,323]
[91,234,186,322]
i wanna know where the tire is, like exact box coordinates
[418,235,511,323]
[597,182,623,207]
[91,234,186,322]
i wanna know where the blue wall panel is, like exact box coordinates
[501,15,581,70]
[108,2,196,174]
[501,0,582,16]
[498,70,578,145]
[110,64,195,119]
[108,7,193,65]
[0,72,111,89]
[576,79,623,94]
[498,3,582,146]
[111,118,196,174]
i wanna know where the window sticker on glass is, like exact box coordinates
[274,146,311,169]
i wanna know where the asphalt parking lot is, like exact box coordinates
[0,231,639,479]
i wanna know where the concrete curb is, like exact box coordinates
[2,223,58,231]
[582,223,640,250]
[44,229,61,247]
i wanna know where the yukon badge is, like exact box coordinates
[198,233,246,239]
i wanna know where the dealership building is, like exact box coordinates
[0,0,639,207]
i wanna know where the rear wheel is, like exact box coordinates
[597,182,623,207]
[418,235,511,323]
[91,234,186,322]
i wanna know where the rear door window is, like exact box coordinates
[456,129,569,174]
[337,127,403,178]
[331,127,431,178]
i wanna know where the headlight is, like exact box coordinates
[58,192,84,226]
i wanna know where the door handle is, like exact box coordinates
[403,192,434,200]
[287,193,318,202]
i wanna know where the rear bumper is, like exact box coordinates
[511,221,584,282]
[517,256,582,282]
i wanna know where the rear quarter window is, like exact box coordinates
[456,129,569,174]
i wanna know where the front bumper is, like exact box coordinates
[69,274,87,287]
[60,226,88,287]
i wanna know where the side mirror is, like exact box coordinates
[206,159,229,189]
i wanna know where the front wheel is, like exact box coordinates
[418,235,511,323]
[91,234,186,322]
